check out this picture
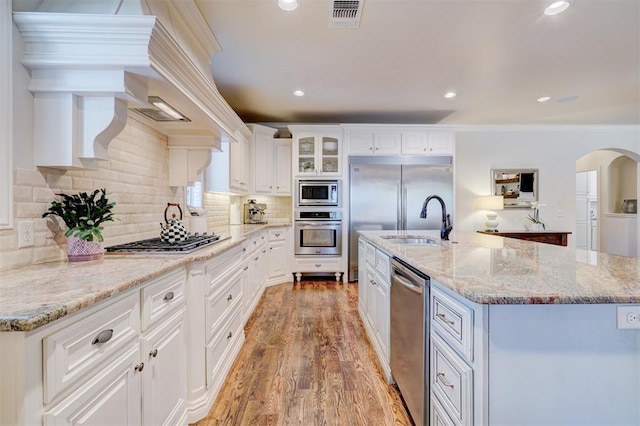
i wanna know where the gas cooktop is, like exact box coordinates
[105,234,230,254]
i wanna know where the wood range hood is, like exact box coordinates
[13,0,251,171]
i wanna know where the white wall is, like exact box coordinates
[454,126,640,248]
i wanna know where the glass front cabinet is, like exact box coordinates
[292,128,342,177]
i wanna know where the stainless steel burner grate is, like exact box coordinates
[105,234,227,254]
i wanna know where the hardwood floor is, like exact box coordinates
[195,280,412,426]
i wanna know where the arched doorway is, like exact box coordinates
[576,149,638,257]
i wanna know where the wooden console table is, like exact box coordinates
[477,230,572,246]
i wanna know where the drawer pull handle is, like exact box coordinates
[150,349,158,358]
[437,372,455,388]
[227,331,233,339]
[254,256,259,261]
[371,280,377,286]
[315,264,321,268]
[227,294,233,301]
[436,313,455,325]
[275,233,280,237]
[92,329,114,345]
[244,266,249,271]
[243,248,247,253]
[163,291,175,301]
[134,363,145,372]
[262,249,266,253]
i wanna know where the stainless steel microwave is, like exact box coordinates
[297,180,340,207]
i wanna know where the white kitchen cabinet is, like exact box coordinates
[253,130,292,195]
[242,231,268,323]
[141,308,187,426]
[401,131,454,155]
[293,257,343,282]
[43,344,142,426]
[267,227,291,285]
[4,268,188,426]
[289,126,342,177]
[347,132,401,155]
[207,140,249,194]
[357,240,391,381]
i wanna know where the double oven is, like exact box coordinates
[294,180,342,256]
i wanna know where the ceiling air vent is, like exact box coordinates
[330,0,364,28]
[131,96,191,122]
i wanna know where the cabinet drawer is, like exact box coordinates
[268,228,287,242]
[374,249,390,279]
[43,291,140,403]
[431,286,474,361]
[207,245,242,287]
[206,267,243,342]
[365,243,376,266]
[206,308,243,386]
[431,392,457,426]
[295,257,341,272]
[141,268,186,331]
[431,333,472,426]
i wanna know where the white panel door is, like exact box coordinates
[44,345,142,426]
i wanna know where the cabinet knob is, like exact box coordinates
[423,148,427,151]
[163,291,174,301]
[276,186,280,189]
[92,329,114,345]
[254,256,259,261]
[270,186,272,189]
[243,266,249,271]
[429,148,433,151]
[134,363,145,372]
[270,247,273,250]
[227,294,233,301]
[227,332,233,339]
[369,147,373,150]
[150,349,158,358]
[371,280,377,286]
[262,249,266,253]
[375,147,379,150]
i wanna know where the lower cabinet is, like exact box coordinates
[267,227,291,285]
[357,238,391,382]
[5,268,189,426]
[293,256,343,282]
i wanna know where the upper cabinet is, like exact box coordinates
[290,126,342,177]
[251,125,292,195]
[206,138,249,194]
[401,131,453,155]
[344,126,454,157]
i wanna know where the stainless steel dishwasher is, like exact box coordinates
[390,257,430,426]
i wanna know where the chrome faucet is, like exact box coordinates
[420,195,452,240]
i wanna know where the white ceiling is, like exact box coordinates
[195,0,640,126]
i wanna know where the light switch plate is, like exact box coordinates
[18,221,34,248]
[616,306,640,329]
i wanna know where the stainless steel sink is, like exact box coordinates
[379,235,441,246]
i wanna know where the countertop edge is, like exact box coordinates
[0,224,290,332]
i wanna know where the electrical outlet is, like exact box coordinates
[18,221,34,248]
[617,306,640,329]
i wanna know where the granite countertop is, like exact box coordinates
[0,224,290,332]
[359,230,640,305]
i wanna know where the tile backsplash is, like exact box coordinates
[1,117,292,271]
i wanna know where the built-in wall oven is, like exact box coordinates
[297,180,340,207]
[294,210,342,256]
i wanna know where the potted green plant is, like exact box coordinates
[42,189,117,261]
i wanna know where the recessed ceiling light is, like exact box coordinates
[537,96,551,103]
[544,1,570,16]
[293,90,305,97]
[557,95,579,103]
[278,0,298,11]
[444,92,456,99]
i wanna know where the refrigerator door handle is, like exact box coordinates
[397,180,402,231]
[402,179,408,230]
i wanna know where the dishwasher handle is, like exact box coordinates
[392,270,424,295]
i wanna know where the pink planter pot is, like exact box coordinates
[66,236,104,262]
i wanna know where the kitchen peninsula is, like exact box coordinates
[359,230,640,426]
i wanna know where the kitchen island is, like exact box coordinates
[359,230,640,426]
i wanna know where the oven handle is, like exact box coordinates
[296,222,341,227]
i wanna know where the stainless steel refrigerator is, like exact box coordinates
[348,156,453,281]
